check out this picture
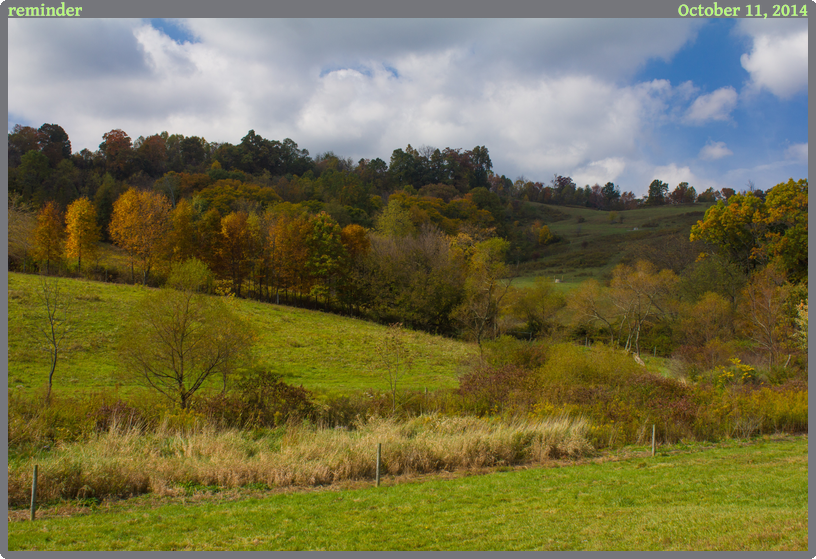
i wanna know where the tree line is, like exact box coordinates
[8,123,807,366]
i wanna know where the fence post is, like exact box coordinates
[651,425,656,457]
[30,464,38,521]
[376,443,382,487]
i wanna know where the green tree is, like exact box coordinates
[16,150,52,204]
[376,198,416,238]
[645,179,669,206]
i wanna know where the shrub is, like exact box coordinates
[194,370,316,429]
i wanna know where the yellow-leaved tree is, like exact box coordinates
[31,200,65,275]
[64,197,100,273]
[109,188,171,285]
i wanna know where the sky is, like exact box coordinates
[7,17,808,197]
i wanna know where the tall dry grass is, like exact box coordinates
[8,414,592,506]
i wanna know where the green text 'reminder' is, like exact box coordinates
[9,3,83,17]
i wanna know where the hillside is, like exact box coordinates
[511,202,712,285]
[8,272,477,397]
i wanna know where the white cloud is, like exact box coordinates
[699,140,733,161]
[684,87,738,124]
[737,20,807,99]
[785,143,807,163]
[6,18,804,197]
[571,158,627,187]
[651,164,702,191]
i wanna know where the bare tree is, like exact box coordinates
[374,323,414,414]
[118,266,253,409]
[609,261,678,355]
[737,264,792,367]
[32,275,73,404]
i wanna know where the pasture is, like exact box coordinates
[7,435,807,551]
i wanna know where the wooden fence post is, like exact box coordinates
[376,443,382,487]
[30,464,38,521]
[651,425,656,457]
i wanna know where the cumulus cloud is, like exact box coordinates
[737,20,807,99]
[6,18,803,196]
[572,158,627,187]
[651,164,701,191]
[785,143,807,163]
[684,87,738,124]
[699,140,733,161]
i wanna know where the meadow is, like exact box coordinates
[515,202,711,284]
[7,435,807,551]
[8,271,476,396]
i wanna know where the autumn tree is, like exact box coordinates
[167,197,198,264]
[762,178,808,283]
[8,194,37,270]
[305,212,347,305]
[31,201,65,274]
[376,198,416,238]
[676,291,734,348]
[99,129,133,179]
[689,192,766,273]
[691,179,807,282]
[736,264,793,367]
[64,197,100,272]
[109,188,172,284]
[455,237,513,350]
[537,225,556,246]
[566,279,618,345]
[505,277,565,338]
[218,211,254,297]
[668,182,697,205]
[118,265,253,409]
[609,260,678,355]
[337,223,371,312]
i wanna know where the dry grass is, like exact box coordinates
[8,414,592,507]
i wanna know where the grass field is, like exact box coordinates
[7,435,807,551]
[8,272,476,397]
[515,202,711,284]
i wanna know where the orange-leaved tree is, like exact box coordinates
[109,188,171,284]
[64,197,100,273]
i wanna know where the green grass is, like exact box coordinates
[8,272,476,397]
[517,203,711,283]
[7,435,807,550]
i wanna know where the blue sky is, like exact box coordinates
[8,18,807,196]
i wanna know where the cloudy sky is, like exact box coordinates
[8,17,807,196]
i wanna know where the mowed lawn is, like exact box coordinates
[7,436,807,551]
[8,272,476,396]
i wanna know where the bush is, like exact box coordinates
[194,370,316,429]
